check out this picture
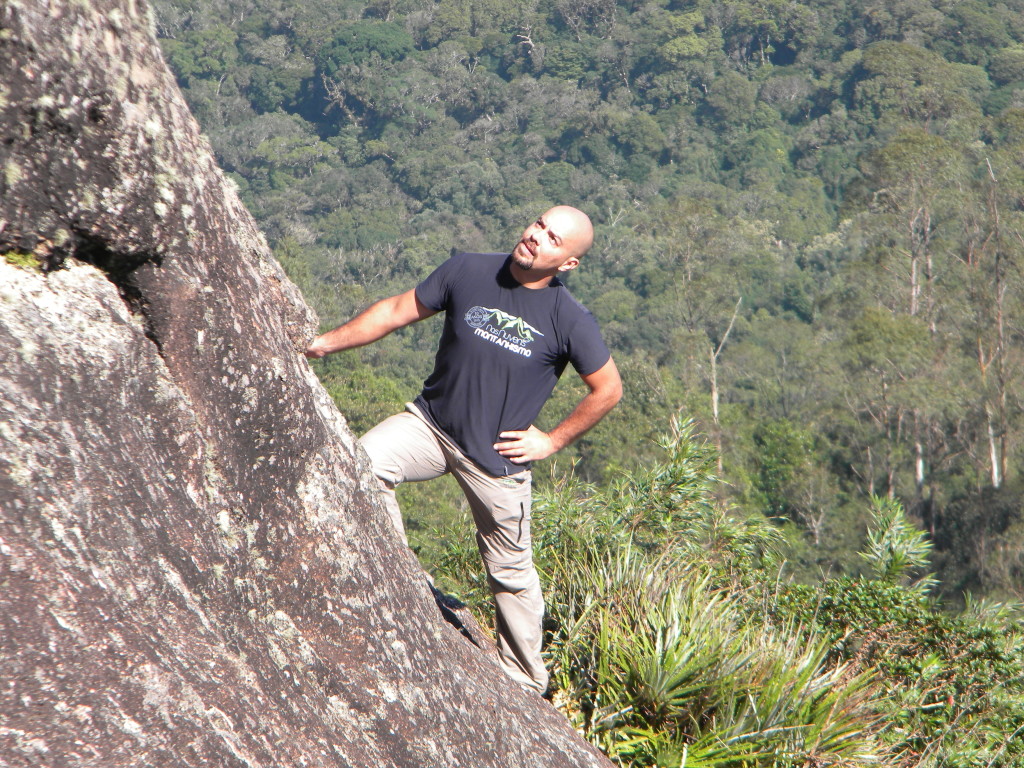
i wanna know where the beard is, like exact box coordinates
[512,241,535,270]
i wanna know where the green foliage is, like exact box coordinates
[765,495,1024,764]
[2,251,42,271]
[529,424,886,766]
[771,577,1024,766]
[569,567,885,767]
[544,41,591,81]
[934,479,1024,601]
[706,71,758,127]
[312,353,404,434]
[511,421,1024,768]
[852,41,984,136]
[751,418,813,518]
[158,0,1024,652]
[859,495,934,587]
[318,21,414,73]
[531,417,782,566]
[163,24,239,84]
[990,45,1024,85]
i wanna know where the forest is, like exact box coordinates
[153,0,1024,763]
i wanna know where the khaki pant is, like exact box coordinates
[359,405,548,693]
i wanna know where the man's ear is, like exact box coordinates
[557,256,580,273]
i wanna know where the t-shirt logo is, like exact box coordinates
[464,306,544,358]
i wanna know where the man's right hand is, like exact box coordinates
[305,337,331,359]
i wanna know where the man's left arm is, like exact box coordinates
[494,358,623,464]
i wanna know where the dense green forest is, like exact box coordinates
[153,0,1024,763]
[155,0,1024,601]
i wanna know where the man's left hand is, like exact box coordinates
[494,426,557,464]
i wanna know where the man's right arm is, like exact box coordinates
[305,288,437,358]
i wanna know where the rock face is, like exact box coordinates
[0,2,612,766]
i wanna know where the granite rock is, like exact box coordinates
[0,1,612,766]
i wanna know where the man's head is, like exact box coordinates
[511,206,594,277]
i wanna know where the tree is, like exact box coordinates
[859,496,934,587]
[163,23,240,85]
[837,308,938,500]
[951,152,1024,490]
[751,418,839,545]
[705,69,758,127]
[858,128,966,332]
[318,20,415,73]
[555,0,617,42]
[851,41,984,137]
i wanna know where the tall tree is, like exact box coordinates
[859,128,966,333]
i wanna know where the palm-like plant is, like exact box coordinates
[434,419,891,766]
[859,495,935,591]
[555,560,886,767]
[529,422,889,767]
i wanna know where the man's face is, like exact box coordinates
[512,208,585,274]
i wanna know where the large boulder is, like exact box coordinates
[0,1,611,766]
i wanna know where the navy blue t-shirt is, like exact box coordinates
[413,252,611,477]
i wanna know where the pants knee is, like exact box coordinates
[358,438,400,488]
[485,557,539,594]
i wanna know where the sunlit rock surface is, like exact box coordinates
[0,1,612,765]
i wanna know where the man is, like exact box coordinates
[306,206,622,694]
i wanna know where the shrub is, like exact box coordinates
[530,420,887,766]
[429,420,1024,767]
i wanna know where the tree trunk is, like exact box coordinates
[988,410,1002,489]
[710,344,722,474]
[915,440,925,497]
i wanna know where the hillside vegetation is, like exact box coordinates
[154,0,1024,762]
[155,0,1024,598]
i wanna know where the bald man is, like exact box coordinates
[306,206,622,694]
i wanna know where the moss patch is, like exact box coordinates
[2,251,43,271]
